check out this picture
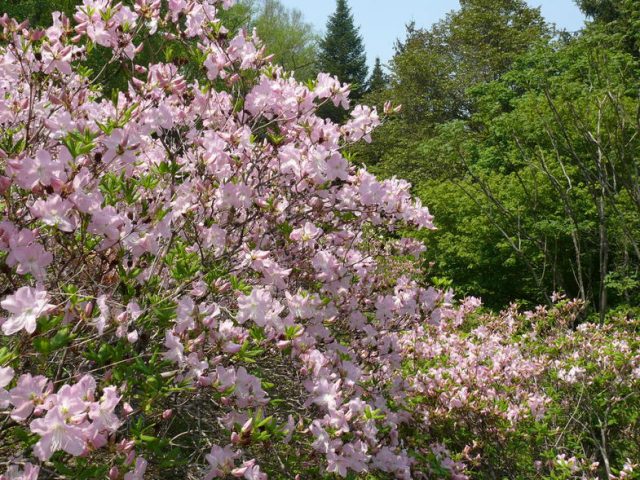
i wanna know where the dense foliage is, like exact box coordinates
[358,0,640,316]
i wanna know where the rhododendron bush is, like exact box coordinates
[0,0,452,478]
[1,1,639,479]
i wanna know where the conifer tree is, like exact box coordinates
[318,0,368,99]
[367,57,387,93]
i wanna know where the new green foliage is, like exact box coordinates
[356,0,640,314]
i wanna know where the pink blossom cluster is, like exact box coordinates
[400,309,549,428]
[1,372,120,463]
[0,0,441,477]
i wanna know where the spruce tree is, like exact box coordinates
[367,57,387,93]
[318,0,368,99]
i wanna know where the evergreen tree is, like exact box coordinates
[575,0,621,22]
[318,0,368,99]
[367,57,388,93]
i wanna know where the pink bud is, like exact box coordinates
[241,418,253,434]
[118,439,136,453]
[231,466,247,477]
[50,177,65,192]
[30,30,45,41]
[230,431,240,445]
[109,467,120,480]
[223,342,242,354]
[162,409,173,420]
[123,402,134,416]
[125,450,136,465]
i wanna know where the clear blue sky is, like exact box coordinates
[277,0,586,69]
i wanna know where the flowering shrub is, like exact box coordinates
[388,298,640,480]
[0,1,451,478]
[530,303,640,480]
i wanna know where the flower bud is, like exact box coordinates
[123,402,134,416]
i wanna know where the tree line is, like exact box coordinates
[357,0,640,320]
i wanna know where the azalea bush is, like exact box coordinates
[0,1,454,478]
[396,298,640,479]
[531,303,640,480]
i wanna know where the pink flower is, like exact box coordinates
[30,407,87,460]
[308,378,342,410]
[123,457,148,480]
[326,449,350,478]
[310,420,331,453]
[175,296,196,334]
[231,459,267,480]
[0,366,13,409]
[205,444,238,479]
[30,194,76,232]
[93,295,110,335]
[234,367,268,407]
[49,384,89,422]
[8,374,51,421]
[1,287,55,335]
[0,462,40,480]
[88,206,125,242]
[14,149,66,189]
[41,41,75,76]
[7,236,53,280]
[236,288,284,329]
[163,330,185,365]
[102,129,138,166]
[290,222,323,246]
[373,447,413,479]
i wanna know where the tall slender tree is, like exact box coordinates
[367,57,388,93]
[318,0,368,99]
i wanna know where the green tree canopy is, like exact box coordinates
[251,0,319,81]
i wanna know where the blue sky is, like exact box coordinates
[277,0,586,69]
